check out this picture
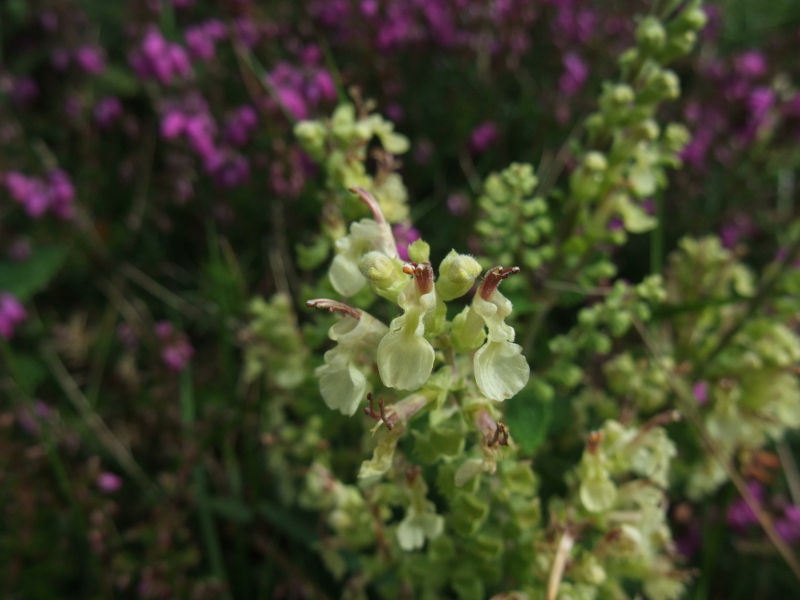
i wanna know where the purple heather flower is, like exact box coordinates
[361,0,379,17]
[132,28,193,85]
[97,472,123,493]
[775,505,800,544]
[734,51,767,79]
[74,46,106,74]
[446,193,470,217]
[559,52,588,97]
[116,323,139,350]
[726,481,764,532]
[233,17,260,48]
[392,223,422,261]
[94,96,123,128]
[155,320,194,371]
[161,110,187,139]
[692,380,709,405]
[162,338,195,371]
[276,87,308,120]
[47,169,76,219]
[0,293,27,339]
[11,77,38,106]
[223,105,258,146]
[171,0,196,7]
[469,121,498,154]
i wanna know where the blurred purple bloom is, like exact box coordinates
[276,87,308,120]
[775,506,800,544]
[223,105,258,146]
[726,482,764,532]
[161,110,188,139]
[675,524,702,559]
[692,381,709,405]
[97,472,123,493]
[734,51,767,79]
[0,293,27,339]
[11,77,39,106]
[392,224,422,261]
[162,338,195,371]
[185,20,227,62]
[131,28,193,85]
[116,323,139,350]
[94,96,123,128]
[748,87,775,122]
[446,193,470,217]
[75,46,107,74]
[233,17,260,48]
[48,169,76,219]
[469,121,498,154]
[155,320,194,371]
[559,52,588,96]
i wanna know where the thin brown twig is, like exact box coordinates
[631,317,800,582]
[42,344,158,494]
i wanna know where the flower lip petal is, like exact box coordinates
[474,340,530,401]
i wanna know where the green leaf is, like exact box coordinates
[206,497,253,524]
[504,386,553,455]
[0,245,68,301]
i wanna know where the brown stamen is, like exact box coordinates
[306,299,361,320]
[479,266,521,300]
[364,393,394,430]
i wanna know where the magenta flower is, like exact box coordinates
[775,505,800,544]
[154,320,195,371]
[734,51,767,79]
[469,121,498,154]
[74,46,107,74]
[97,472,123,493]
[559,52,588,97]
[692,380,709,405]
[93,96,123,128]
[0,293,27,339]
[726,482,764,531]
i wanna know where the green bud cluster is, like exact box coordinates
[242,294,310,389]
[295,103,411,224]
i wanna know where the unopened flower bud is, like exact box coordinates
[636,16,666,53]
[408,239,430,264]
[638,69,680,104]
[437,250,482,301]
[359,251,408,303]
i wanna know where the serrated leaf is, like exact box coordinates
[0,245,68,301]
[504,387,553,454]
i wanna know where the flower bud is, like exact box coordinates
[293,120,327,158]
[570,152,608,203]
[408,239,430,264]
[636,16,666,53]
[359,251,408,303]
[638,69,680,104]
[437,250,483,301]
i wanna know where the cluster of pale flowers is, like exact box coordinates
[308,187,531,417]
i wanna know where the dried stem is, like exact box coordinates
[546,530,575,600]
[631,317,800,582]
